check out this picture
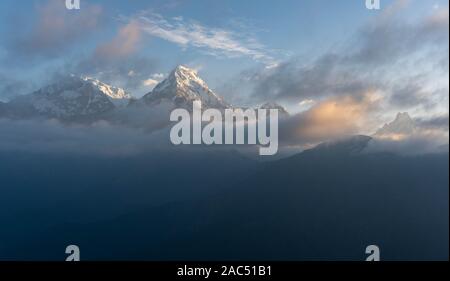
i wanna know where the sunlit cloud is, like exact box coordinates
[94,21,141,60]
[279,92,382,147]
[143,78,159,87]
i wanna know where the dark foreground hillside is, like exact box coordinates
[0,146,448,261]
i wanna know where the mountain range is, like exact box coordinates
[0,65,444,154]
[0,65,287,123]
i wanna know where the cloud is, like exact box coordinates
[140,73,165,91]
[279,93,381,146]
[3,1,158,98]
[233,0,449,127]
[69,23,158,97]
[131,12,276,65]
[0,117,172,157]
[66,9,278,95]
[277,96,449,153]
[0,74,36,102]
[389,76,433,108]
[10,0,103,58]
[350,3,449,66]
[416,114,450,131]
[151,73,165,79]
[94,21,142,60]
[52,18,161,97]
[143,78,159,87]
[251,54,380,101]
[366,132,449,155]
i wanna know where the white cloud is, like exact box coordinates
[142,73,165,90]
[130,13,277,65]
[299,99,315,106]
[143,78,159,87]
[151,73,165,79]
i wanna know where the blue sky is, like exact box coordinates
[0,0,448,128]
[0,0,377,76]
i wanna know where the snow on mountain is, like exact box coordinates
[142,65,230,109]
[6,75,131,120]
[81,76,132,107]
[374,112,416,140]
[2,66,293,125]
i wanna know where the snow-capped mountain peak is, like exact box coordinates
[172,65,206,87]
[6,75,131,120]
[374,112,416,139]
[142,65,229,109]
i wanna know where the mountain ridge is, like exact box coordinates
[1,65,293,123]
[3,75,131,120]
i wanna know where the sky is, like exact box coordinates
[0,0,448,136]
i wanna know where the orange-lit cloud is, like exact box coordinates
[280,92,381,146]
[95,21,142,59]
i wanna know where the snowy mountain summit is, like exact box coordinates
[374,112,416,139]
[6,75,131,120]
[142,65,229,109]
